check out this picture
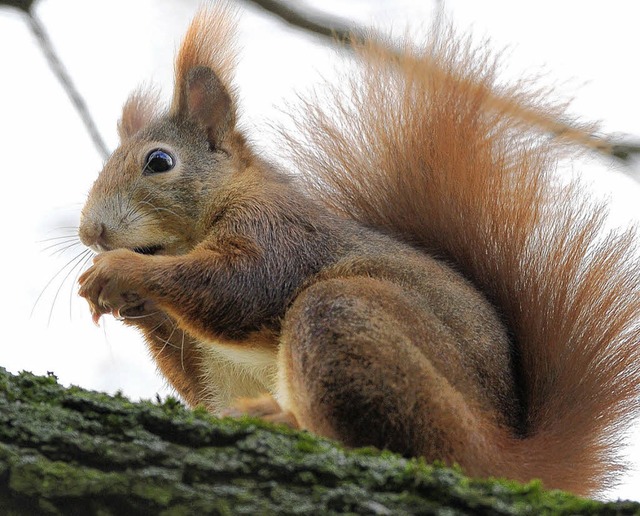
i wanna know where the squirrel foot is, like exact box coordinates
[222,394,300,429]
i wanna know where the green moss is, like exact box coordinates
[1,366,639,515]
[7,451,128,499]
[130,473,176,505]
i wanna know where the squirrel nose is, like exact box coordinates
[78,220,111,251]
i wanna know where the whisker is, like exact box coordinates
[124,191,153,222]
[153,339,171,360]
[164,318,180,346]
[137,199,182,218]
[44,240,84,257]
[149,322,165,335]
[181,330,186,372]
[123,310,162,320]
[68,249,95,320]
[38,234,81,243]
[151,315,183,361]
[153,333,181,357]
[31,248,93,322]
[40,226,81,235]
[47,248,94,325]
[128,208,149,225]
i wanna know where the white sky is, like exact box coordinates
[1,0,639,501]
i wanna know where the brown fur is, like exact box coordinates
[78,6,640,497]
[119,88,161,141]
[124,310,206,407]
[285,28,640,494]
[171,2,238,118]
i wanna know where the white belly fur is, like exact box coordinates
[196,337,279,413]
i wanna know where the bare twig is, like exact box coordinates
[239,0,365,44]
[25,9,110,160]
[0,0,34,11]
[610,142,640,162]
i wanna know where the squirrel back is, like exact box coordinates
[283,26,640,494]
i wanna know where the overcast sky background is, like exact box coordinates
[1,0,639,500]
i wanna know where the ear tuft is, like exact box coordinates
[118,89,160,140]
[170,4,238,148]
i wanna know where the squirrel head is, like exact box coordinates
[79,5,242,256]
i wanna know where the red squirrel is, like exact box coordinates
[77,4,640,496]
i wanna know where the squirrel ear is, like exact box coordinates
[180,66,235,149]
[118,89,159,141]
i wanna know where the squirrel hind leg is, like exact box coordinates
[223,394,300,429]
[275,276,511,475]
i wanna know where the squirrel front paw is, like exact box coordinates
[78,249,151,325]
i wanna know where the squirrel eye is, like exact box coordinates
[143,149,175,175]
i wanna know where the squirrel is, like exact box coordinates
[77,4,640,497]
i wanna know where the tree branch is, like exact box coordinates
[1,367,639,514]
[0,0,34,11]
[24,8,110,160]
[239,0,365,44]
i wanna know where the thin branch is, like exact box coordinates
[610,142,640,162]
[0,0,34,11]
[25,9,110,160]
[239,0,366,44]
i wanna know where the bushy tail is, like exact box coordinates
[283,26,640,495]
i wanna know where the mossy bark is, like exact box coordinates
[0,367,638,515]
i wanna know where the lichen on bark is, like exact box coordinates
[0,367,638,515]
